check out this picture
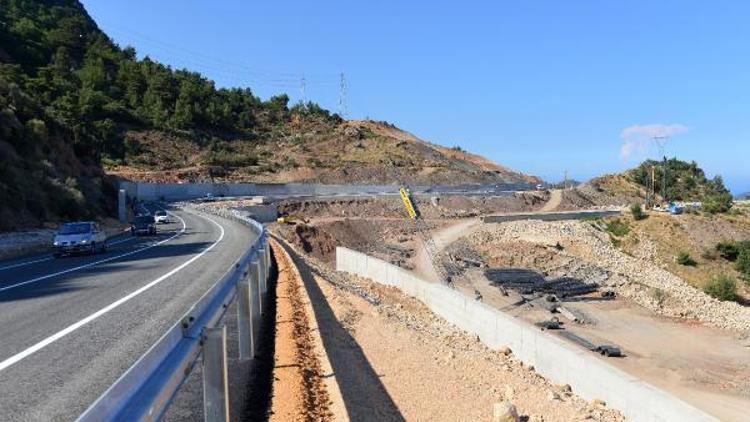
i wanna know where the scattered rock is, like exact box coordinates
[493,401,520,422]
[468,220,750,332]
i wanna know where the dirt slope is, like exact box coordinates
[108,119,540,186]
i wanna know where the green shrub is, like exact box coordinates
[703,274,738,301]
[716,241,741,261]
[605,219,630,237]
[736,247,750,278]
[650,288,668,306]
[702,193,734,214]
[630,203,647,221]
[676,251,697,266]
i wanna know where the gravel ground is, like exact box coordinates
[268,241,333,421]
[468,220,750,333]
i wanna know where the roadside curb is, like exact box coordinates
[269,235,349,421]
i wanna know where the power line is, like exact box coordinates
[99,20,338,82]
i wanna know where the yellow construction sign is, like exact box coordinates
[400,187,418,219]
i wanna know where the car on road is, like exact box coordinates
[154,210,170,224]
[52,222,107,257]
[131,215,157,236]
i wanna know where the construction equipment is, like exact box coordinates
[399,186,450,285]
[399,187,418,219]
[276,215,307,224]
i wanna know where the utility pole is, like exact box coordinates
[299,76,306,109]
[652,136,669,203]
[563,170,569,190]
[649,165,656,208]
[338,72,347,118]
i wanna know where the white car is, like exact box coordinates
[154,210,170,224]
[53,222,107,257]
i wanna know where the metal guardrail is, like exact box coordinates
[78,209,271,422]
[482,209,622,223]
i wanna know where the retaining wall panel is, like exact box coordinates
[334,246,716,422]
[467,302,502,347]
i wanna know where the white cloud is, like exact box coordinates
[619,124,689,160]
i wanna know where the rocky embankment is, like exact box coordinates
[469,220,750,333]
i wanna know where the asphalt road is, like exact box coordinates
[0,204,256,421]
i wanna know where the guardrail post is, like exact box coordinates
[237,273,254,360]
[250,258,263,332]
[264,241,271,277]
[256,250,267,297]
[203,326,229,422]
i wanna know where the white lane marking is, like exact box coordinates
[0,257,52,272]
[0,216,187,294]
[0,214,225,372]
[0,234,139,273]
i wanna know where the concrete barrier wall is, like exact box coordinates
[238,204,278,223]
[482,210,621,223]
[335,246,717,422]
[119,181,536,202]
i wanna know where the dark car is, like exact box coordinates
[131,215,157,236]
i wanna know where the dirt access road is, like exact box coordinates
[538,189,562,212]
[412,189,562,281]
[413,218,481,281]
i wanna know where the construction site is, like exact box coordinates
[184,179,750,422]
[4,3,749,421]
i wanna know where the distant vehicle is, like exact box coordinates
[154,210,170,224]
[535,184,544,191]
[52,222,107,257]
[668,202,684,215]
[131,215,157,236]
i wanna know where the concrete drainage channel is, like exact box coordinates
[77,208,274,422]
[336,246,718,422]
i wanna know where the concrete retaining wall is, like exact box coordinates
[238,204,278,223]
[119,181,535,202]
[336,246,716,422]
[482,210,621,223]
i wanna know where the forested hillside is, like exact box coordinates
[628,159,733,212]
[0,0,537,231]
[575,158,734,213]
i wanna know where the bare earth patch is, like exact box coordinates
[269,242,332,421]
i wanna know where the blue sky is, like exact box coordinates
[82,1,749,194]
